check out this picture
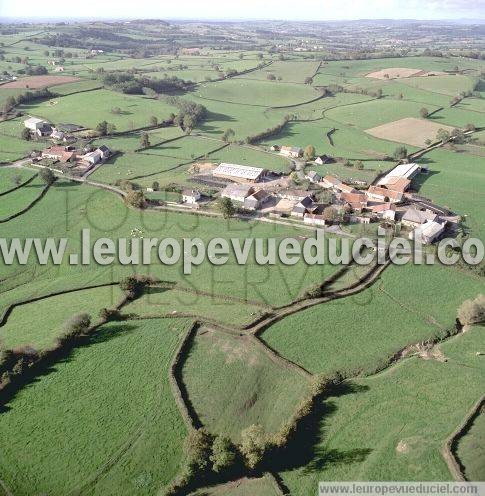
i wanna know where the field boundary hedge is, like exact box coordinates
[442,394,485,481]
[168,321,202,429]
[0,173,38,197]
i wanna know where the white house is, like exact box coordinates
[280,146,303,158]
[82,150,103,165]
[409,220,446,244]
[24,117,48,132]
[182,189,201,204]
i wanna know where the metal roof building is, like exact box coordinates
[212,163,266,183]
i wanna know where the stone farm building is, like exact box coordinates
[221,184,255,203]
[280,146,303,158]
[212,163,267,183]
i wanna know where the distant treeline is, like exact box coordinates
[2,88,54,114]
[102,72,193,95]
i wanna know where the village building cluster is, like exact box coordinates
[183,147,458,244]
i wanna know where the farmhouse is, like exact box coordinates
[402,207,437,227]
[221,184,254,202]
[97,145,112,160]
[280,146,303,158]
[41,145,79,163]
[315,155,334,165]
[321,175,342,189]
[409,220,446,244]
[24,117,49,132]
[377,163,421,192]
[304,214,327,227]
[82,150,104,165]
[182,189,201,204]
[291,196,314,218]
[277,189,312,202]
[244,190,271,210]
[370,202,396,220]
[366,186,403,203]
[212,163,267,183]
[305,170,322,183]
[50,129,65,141]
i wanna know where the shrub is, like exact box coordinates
[457,294,485,326]
[210,435,236,473]
[184,428,213,471]
[239,424,267,469]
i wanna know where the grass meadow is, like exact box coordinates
[278,326,485,493]
[0,318,189,496]
[181,328,310,441]
[0,285,124,351]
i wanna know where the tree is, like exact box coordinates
[436,128,450,143]
[151,181,159,191]
[106,122,116,135]
[257,53,263,60]
[219,197,235,218]
[222,128,235,142]
[452,128,466,144]
[457,294,485,326]
[375,88,383,98]
[119,275,148,299]
[266,73,276,81]
[96,120,109,136]
[184,428,212,471]
[303,145,316,161]
[21,127,31,141]
[62,313,91,338]
[393,146,408,160]
[323,206,338,222]
[464,123,476,132]
[304,76,314,85]
[149,115,158,127]
[140,132,150,148]
[354,160,364,170]
[39,168,55,185]
[210,436,236,473]
[240,424,267,470]
[125,190,145,209]
[420,107,429,118]
[183,114,196,134]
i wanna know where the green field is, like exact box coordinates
[195,78,320,107]
[19,89,178,131]
[262,263,484,376]
[456,407,485,481]
[0,318,189,496]
[124,285,268,327]
[190,475,281,495]
[0,175,46,220]
[0,168,36,193]
[278,326,485,493]
[181,328,310,440]
[0,285,124,351]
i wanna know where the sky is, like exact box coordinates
[0,0,484,21]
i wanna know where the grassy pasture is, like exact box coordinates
[0,181,341,307]
[0,285,124,351]
[325,98,441,130]
[429,106,485,128]
[413,148,485,240]
[51,78,103,95]
[456,408,485,481]
[0,167,36,193]
[238,60,321,83]
[401,74,477,96]
[279,327,485,494]
[189,96,284,140]
[190,476,281,495]
[124,286,266,327]
[195,78,319,107]
[0,175,46,220]
[18,89,178,131]
[181,328,310,441]
[0,318,189,496]
[262,261,484,377]
[316,57,484,79]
